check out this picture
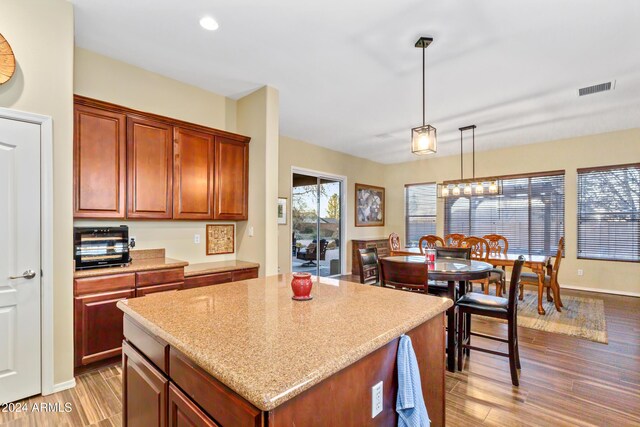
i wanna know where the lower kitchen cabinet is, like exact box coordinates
[169,384,220,427]
[183,268,259,290]
[74,289,135,367]
[136,282,182,297]
[122,341,168,427]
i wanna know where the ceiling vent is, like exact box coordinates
[578,81,613,96]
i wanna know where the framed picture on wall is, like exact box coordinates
[206,224,235,255]
[355,183,385,227]
[278,197,287,225]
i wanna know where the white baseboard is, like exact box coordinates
[561,284,640,298]
[48,378,76,395]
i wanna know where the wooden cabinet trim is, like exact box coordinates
[73,104,127,218]
[74,273,136,297]
[136,268,185,287]
[75,95,250,144]
[170,348,262,427]
[135,282,182,298]
[183,272,233,289]
[231,268,259,282]
[124,316,170,375]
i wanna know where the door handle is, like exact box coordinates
[9,270,37,280]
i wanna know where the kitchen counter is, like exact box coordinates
[118,274,452,412]
[73,257,188,279]
[183,260,260,277]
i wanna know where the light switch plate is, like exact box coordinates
[577,269,584,276]
[372,381,383,418]
[194,234,200,244]
[248,226,254,237]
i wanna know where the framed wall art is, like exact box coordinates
[278,197,287,225]
[206,224,235,255]
[355,183,385,227]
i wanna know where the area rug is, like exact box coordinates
[481,290,608,344]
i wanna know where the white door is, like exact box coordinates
[0,117,41,404]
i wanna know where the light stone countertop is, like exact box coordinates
[117,274,452,411]
[184,260,260,277]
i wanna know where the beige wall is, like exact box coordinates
[0,0,75,384]
[236,87,280,276]
[278,136,387,274]
[73,48,242,264]
[384,128,640,295]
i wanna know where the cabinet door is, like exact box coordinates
[169,383,219,427]
[123,341,168,427]
[74,289,134,367]
[173,127,215,219]
[213,137,249,220]
[127,116,173,219]
[74,104,126,218]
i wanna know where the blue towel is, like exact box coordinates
[396,335,430,427]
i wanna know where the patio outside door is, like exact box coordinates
[291,172,343,277]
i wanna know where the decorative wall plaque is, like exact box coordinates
[206,224,235,255]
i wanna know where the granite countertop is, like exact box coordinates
[74,257,188,279]
[117,274,452,411]
[184,260,260,277]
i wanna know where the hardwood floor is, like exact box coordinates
[1,289,638,426]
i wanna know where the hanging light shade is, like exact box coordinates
[475,183,484,195]
[411,37,437,155]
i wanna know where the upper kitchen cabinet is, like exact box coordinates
[74,104,127,218]
[214,137,249,220]
[173,127,215,220]
[127,116,174,219]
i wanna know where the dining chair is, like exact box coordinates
[483,234,509,295]
[462,236,505,296]
[444,233,466,247]
[519,237,564,306]
[388,232,401,255]
[456,255,526,386]
[429,247,471,297]
[379,258,429,293]
[418,235,445,254]
[357,248,380,285]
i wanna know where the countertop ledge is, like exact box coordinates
[117,274,452,411]
[74,257,188,279]
[184,260,260,277]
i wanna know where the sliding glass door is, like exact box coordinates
[291,172,343,277]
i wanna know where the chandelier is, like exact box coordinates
[437,125,503,198]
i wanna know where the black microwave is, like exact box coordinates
[74,226,131,270]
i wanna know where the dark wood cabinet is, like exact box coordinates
[214,137,249,220]
[73,97,250,220]
[351,238,390,275]
[169,384,219,427]
[136,283,182,297]
[183,268,259,290]
[74,289,134,367]
[123,341,168,427]
[73,104,127,218]
[173,127,215,219]
[127,116,174,219]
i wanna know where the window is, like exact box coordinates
[577,164,640,262]
[405,183,437,247]
[444,172,565,256]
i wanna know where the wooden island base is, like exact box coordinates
[122,314,445,427]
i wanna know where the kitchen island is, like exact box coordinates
[117,274,451,426]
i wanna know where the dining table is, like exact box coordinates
[383,256,493,372]
[392,248,560,315]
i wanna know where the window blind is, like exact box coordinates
[444,172,565,256]
[405,183,437,247]
[577,164,640,262]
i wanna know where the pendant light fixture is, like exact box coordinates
[437,125,503,198]
[411,37,437,155]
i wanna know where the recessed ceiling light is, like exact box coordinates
[199,16,219,31]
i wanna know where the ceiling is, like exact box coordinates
[70,0,640,164]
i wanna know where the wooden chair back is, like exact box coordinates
[483,234,509,256]
[418,235,445,254]
[388,233,401,253]
[549,237,565,285]
[435,247,471,260]
[461,237,490,262]
[379,258,428,293]
[507,256,526,315]
[444,233,466,247]
[358,248,379,285]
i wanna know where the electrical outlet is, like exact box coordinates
[577,269,584,276]
[194,234,200,244]
[371,381,383,418]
